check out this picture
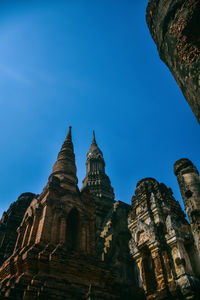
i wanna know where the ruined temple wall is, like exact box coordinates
[129,177,200,299]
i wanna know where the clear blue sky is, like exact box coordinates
[0,0,199,215]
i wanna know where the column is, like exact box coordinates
[151,248,165,291]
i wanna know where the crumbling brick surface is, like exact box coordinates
[146,0,200,123]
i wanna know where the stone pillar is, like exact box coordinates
[162,250,176,292]
[174,159,200,254]
[151,248,165,292]
[140,256,147,293]
[135,257,143,288]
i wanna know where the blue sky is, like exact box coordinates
[0,0,199,215]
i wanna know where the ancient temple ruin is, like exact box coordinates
[0,127,200,299]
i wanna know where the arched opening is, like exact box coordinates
[66,208,80,252]
[141,246,157,294]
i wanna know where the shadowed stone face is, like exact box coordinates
[0,192,35,266]
[146,0,200,123]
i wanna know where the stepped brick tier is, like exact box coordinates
[0,127,200,299]
[146,0,200,123]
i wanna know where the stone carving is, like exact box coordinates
[129,176,200,299]
[134,220,156,247]
[165,215,178,236]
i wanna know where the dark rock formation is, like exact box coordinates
[100,201,144,299]
[0,192,35,266]
[146,0,200,123]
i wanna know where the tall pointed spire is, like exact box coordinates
[52,126,78,184]
[92,130,97,145]
[87,130,103,159]
[66,126,72,142]
[61,126,73,149]
[82,131,114,255]
[82,131,114,201]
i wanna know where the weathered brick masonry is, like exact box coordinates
[0,127,199,299]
